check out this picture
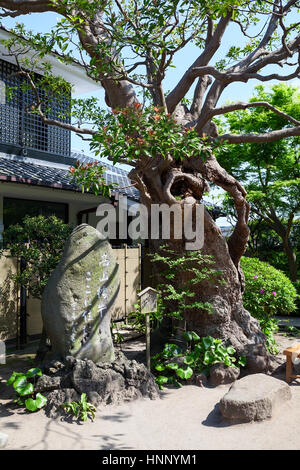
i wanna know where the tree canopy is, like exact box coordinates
[217,83,299,281]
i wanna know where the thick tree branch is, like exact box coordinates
[165,12,231,114]
[210,100,300,126]
[0,0,55,14]
[218,125,300,144]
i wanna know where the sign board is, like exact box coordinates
[137,287,159,370]
[138,287,158,314]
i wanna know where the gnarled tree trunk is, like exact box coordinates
[130,150,267,365]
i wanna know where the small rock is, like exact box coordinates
[243,344,269,374]
[65,356,77,369]
[35,375,61,392]
[87,391,102,406]
[0,432,8,448]
[267,355,286,375]
[209,363,240,386]
[45,388,80,418]
[193,373,208,387]
[219,373,291,422]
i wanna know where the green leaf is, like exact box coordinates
[184,331,200,342]
[6,372,24,386]
[184,355,195,366]
[16,382,34,397]
[176,367,193,380]
[155,375,169,385]
[165,362,178,370]
[35,393,47,409]
[155,363,166,371]
[238,356,247,367]
[13,376,27,391]
[226,346,236,355]
[26,368,43,378]
[25,398,38,412]
[162,343,183,358]
[201,336,215,350]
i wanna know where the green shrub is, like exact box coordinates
[1,215,73,299]
[151,332,246,389]
[241,257,297,318]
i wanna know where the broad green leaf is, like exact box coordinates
[165,362,178,370]
[226,346,236,355]
[176,367,193,380]
[184,355,195,365]
[35,393,47,409]
[13,376,27,391]
[26,368,43,378]
[16,382,34,397]
[201,336,215,350]
[238,356,247,367]
[25,398,38,412]
[7,372,25,386]
[155,375,169,385]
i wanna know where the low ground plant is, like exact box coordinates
[61,393,97,422]
[152,332,246,389]
[6,367,47,412]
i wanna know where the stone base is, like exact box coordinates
[37,351,159,418]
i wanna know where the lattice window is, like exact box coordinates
[0,58,71,157]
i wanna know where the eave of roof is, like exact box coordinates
[0,151,140,201]
[0,25,101,95]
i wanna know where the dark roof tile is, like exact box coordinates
[0,152,140,201]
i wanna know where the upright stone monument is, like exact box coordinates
[41,224,120,364]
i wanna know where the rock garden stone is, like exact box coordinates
[219,373,291,422]
[209,362,240,386]
[243,344,269,374]
[41,224,120,364]
[40,351,159,418]
[193,373,208,387]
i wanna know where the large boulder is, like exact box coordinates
[219,373,291,422]
[41,224,120,364]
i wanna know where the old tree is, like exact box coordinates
[1,0,300,365]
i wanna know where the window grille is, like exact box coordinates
[0,59,71,157]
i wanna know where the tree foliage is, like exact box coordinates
[217,83,299,281]
[1,215,73,299]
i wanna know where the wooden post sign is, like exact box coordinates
[137,287,158,371]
